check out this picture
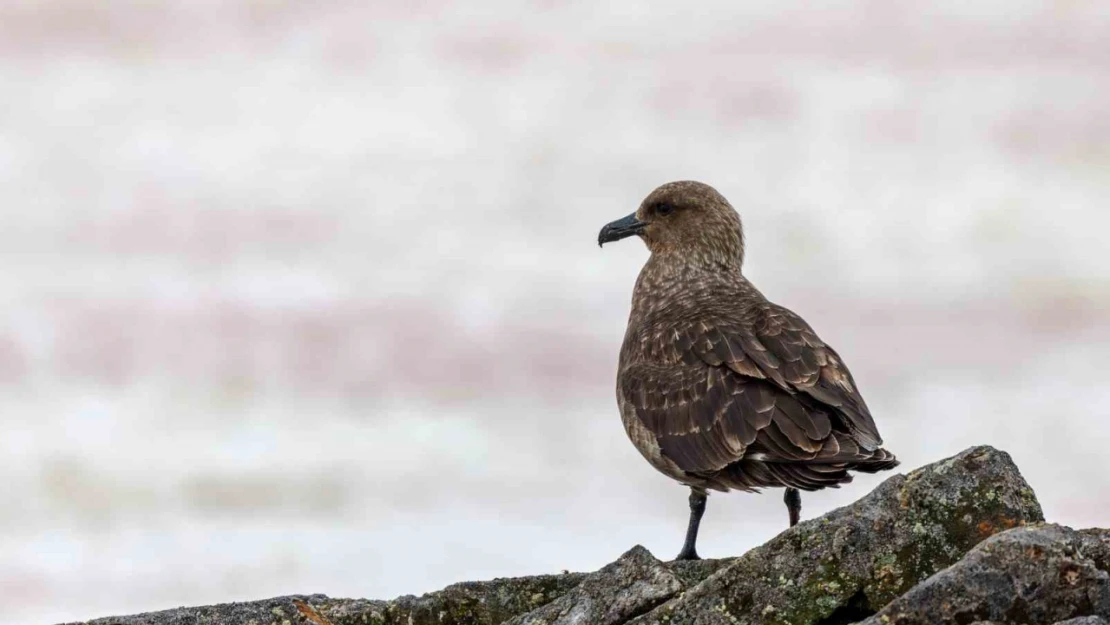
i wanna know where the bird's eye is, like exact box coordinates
[655,203,675,216]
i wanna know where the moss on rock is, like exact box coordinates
[65,446,1051,625]
[857,525,1110,625]
[628,446,1044,625]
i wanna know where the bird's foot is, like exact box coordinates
[674,548,701,561]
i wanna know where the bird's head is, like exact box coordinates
[598,181,745,267]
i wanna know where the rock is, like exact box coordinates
[504,545,682,625]
[69,595,374,625]
[668,557,736,589]
[629,445,1044,625]
[61,445,1049,625]
[69,570,588,625]
[376,570,588,625]
[857,524,1110,625]
[65,555,735,625]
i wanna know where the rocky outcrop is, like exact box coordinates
[67,445,1109,625]
[502,545,681,625]
[71,574,589,625]
[628,445,1044,625]
[859,525,1110,625]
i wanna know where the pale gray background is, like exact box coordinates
[2,2,1109,624]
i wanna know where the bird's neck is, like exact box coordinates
[630,254,753,320]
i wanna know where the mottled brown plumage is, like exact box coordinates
[599,181,898,560]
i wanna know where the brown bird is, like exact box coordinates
[598,181,898,561]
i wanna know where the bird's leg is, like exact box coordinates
[675,488,708,561]
[784,487,801,527]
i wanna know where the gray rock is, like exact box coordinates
[857,524,1110,625]
[629,445,1044,625]
[668,557,736,589]
[69,570,588,625]
[60,445,1047,625]
[70,594,377,625]
[378,571,587,625]
[64,553,736,625]
[505,545,682,625]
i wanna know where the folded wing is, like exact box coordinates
[618,303,891,489]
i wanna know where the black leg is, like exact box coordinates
[784,487,801,527]
[675,488,708,561]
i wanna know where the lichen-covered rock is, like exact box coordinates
[628,445,1044,625]
[857,524,1110,625]
[375,570,588,625]
[668,557,736,589]
[70,594,377,625]
[505,545,682,625]
[64,554,733,625]
[69,569,588,625]
[61,446,1050,625]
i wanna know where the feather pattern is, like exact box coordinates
[612,181,898,495]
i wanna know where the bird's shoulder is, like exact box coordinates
[619,281,884,450]
[621,268,763,362]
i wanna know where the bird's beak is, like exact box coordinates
[598,213,647,247]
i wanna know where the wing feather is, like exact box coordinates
[617,294,894,489]
[688,304,883,450]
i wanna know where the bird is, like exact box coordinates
[598,181,898,561]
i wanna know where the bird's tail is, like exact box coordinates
[811,431,899,468]
[743,436,899,491]
[849,447,899,473]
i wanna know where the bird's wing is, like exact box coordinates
[619,359,838,476]
[688,303,883,450]
[617,300,883,477]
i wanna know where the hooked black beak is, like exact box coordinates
[598,213,646,247]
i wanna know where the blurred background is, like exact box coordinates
[2,1,1109,623]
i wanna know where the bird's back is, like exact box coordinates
[616,258,897,493]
